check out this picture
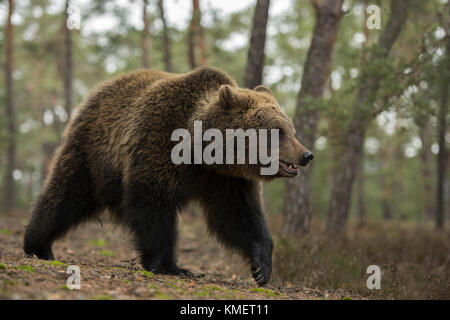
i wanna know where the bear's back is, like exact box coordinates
[63,67,234,175]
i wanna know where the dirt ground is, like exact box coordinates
[0,209,346,300]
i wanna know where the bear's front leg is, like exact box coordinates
[250,236,273,286]
[201,177,273,286]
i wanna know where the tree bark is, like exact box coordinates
[419,121,435,220]
[141,0,150,69]
[282,0,343,236]
[188,0,207,69]
[356,169,366,224]
[63,0,73,118]
[243,0,270,89]
[381,173,393,220]
[158,0,173,72]
[326,0,408,232]
[3,0,16,212]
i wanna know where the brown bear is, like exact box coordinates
[23,67,313,286]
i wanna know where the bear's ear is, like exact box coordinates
[218,84,240,109]
[254,85,273,96]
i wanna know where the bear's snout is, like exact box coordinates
[300,151,314,167]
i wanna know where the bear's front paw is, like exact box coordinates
[250,240,272,286]
[251,266,270,286]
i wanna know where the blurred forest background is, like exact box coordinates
[0,0,450,299]
[1,0,448,231]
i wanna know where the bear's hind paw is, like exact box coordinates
[147,265,195,278]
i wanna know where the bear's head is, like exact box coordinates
[200,84,313,181]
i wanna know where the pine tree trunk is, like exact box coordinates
[282,0,343,236]
[326,0,408,232]
[381,173,393,220]
[188,0,207,69]
[356,169,366,224]
[63,0,73,118]
[3,0,16,212]
[158,0,173,72]
[243,0,270,89]
[419,121,434,220]
[141,0,150,69]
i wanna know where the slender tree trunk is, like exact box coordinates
[63,0,73,118]
[436,35,450,229]
[326,0,408,232]
[282,0,343,236]
[188,22,196,69]
[353,0,370,226]
[381,173,393,220]
[158,0,173,72]
[243,0,270,89]
[354,1,371,225]
[419,121,435,220]
[361,0,370,61]
[196,4,207,68]
[141,0,150,69]
[3,0,16,212]
[188,0,207,69]
[356,170,366,224]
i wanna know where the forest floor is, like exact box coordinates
[0,210,346,300]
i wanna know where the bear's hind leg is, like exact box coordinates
[24,147,98,260]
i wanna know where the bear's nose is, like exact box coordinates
[300,152,314,166]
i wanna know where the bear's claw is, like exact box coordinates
[251,266,269,286]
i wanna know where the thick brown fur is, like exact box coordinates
[23,67,311,286]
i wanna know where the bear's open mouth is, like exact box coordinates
[279,160,300,176]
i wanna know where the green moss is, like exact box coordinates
[89,239,107,247]
[167,282,180,289]
[112,266,127,272]
[194,289,211,297]
[0,263,7,271]
[341,296,352,300]
[15,265,35,273]
[138,270,155,278]
[249,287,278,296]
[100,250,115,257]
[45,260,68,267]
[205,285,222,291]
[0,229,12,235]
[153,290,173,299]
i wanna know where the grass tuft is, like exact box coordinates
[15,265,35,273]
[272,221,450,299]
